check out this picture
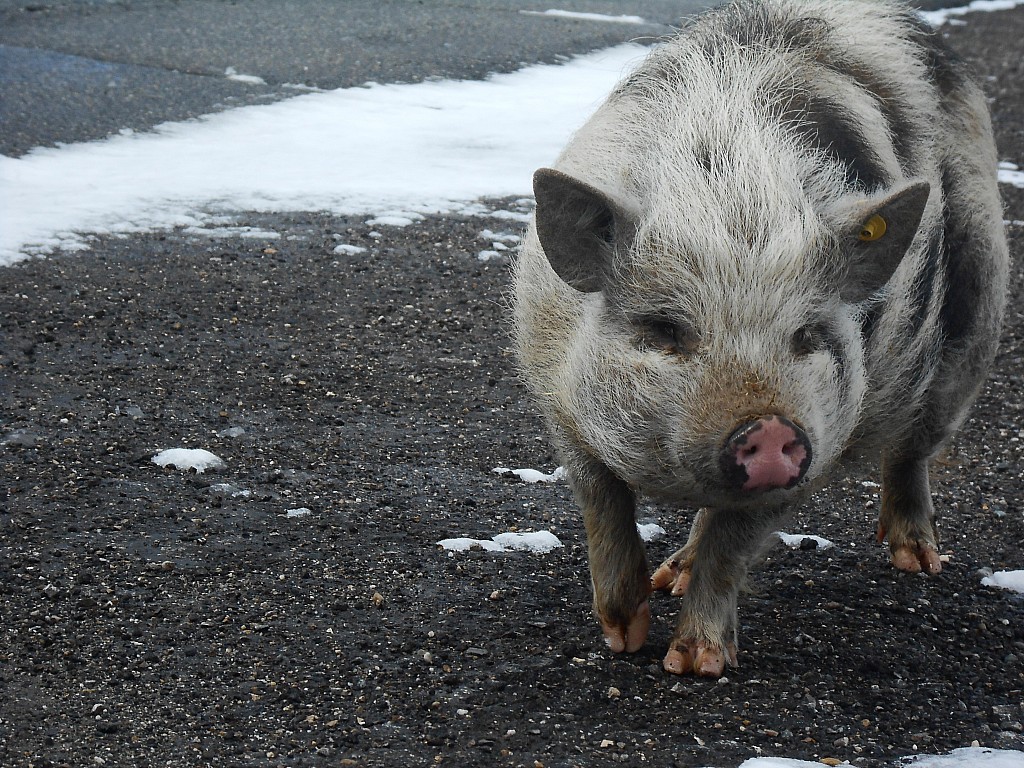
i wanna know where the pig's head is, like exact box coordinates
[532,167,930,508]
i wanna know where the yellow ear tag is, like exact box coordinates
[859,214,887,242]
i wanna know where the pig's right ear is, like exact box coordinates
[533,168,631,293]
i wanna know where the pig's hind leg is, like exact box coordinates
[565,451,652,654]
[661,508,780,677]
[875,80,1009,576]
[650,508,711,595]
[877,454,943,574]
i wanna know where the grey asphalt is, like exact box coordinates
[0,0,711,157]
[0,0,963,158]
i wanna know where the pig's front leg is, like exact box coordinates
[564,450,651,654]
[661,507,779,677]
[877,454,942,574]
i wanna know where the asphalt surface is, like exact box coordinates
[1,3,1022,768]
[0,0,708,157]
[0,0,962,158]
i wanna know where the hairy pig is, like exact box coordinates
[511,0,1008,676]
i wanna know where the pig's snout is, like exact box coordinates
[720,415,812,492]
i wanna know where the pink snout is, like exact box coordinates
[720,415,812,492]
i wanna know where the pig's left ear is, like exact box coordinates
[839,180,931,303]
[533,168,633,293]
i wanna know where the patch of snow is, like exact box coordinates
[0,42,646,264]
[1,429,40,448]
[333,243,368,255]
[739,752,1024,767]
[152,448,225,473]
[920,0,1024,27]
[493,466,566,483]
[224,67,267,85]
[216,426,246,438]
[730,751,1024,768]
[477,249,503,261]
[479,229,521,243]
[637,522,665,542]
[286,507,312,518]
[183,225,280,239]
[208,483,250,498]
[437,537,505,552]
[487,209,534,223]
[438,530,562,553]
[366,213,424,227]
[998,161,1024,188]
[981,570,1024,594]
[900,747,1024,767]
[520,9,647,24]
[493,531,563,552]
[776,532,834,550]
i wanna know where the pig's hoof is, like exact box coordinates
[891,543,942,575]
[600,599,650,653]
[877,522,942,575]
[662,640,737,677]
[651,552,692,595]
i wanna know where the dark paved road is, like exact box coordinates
[0,0,712,156]
[0,0,962,157]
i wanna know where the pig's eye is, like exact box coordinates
[792,324,824,357]
[638,316,699,355]
[858,214,887,242]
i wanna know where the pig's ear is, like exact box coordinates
[839,180,931,303]
[533,168,631,293]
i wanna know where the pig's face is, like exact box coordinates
[532,168,929,508]
[557,267,863,508]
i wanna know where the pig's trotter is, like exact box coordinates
[651,549,692,595]
[878,455,942,575]
[564,450,652,653]
[652,508,711,594]
[663,638,738,677]
[593,557,652,653]
[660,508,775,677]
[892,542,942,574]
[600,597,651,654]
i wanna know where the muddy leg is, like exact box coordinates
[878,454,942,574]
[564,449,650,653]
[662,507,780,677]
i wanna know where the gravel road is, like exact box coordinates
[1,5,1023,768]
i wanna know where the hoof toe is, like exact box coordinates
[892,544,942,575]
[651,562,691,595]
[662,641,736,677]
[662,647,691,675]
[600,600,650,654]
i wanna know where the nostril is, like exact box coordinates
[720,415,812,492]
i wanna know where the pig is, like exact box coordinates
[511,0,1009,677]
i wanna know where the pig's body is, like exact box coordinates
[512,0,1008,676]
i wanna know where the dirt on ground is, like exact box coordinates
[2,8,1023,768]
